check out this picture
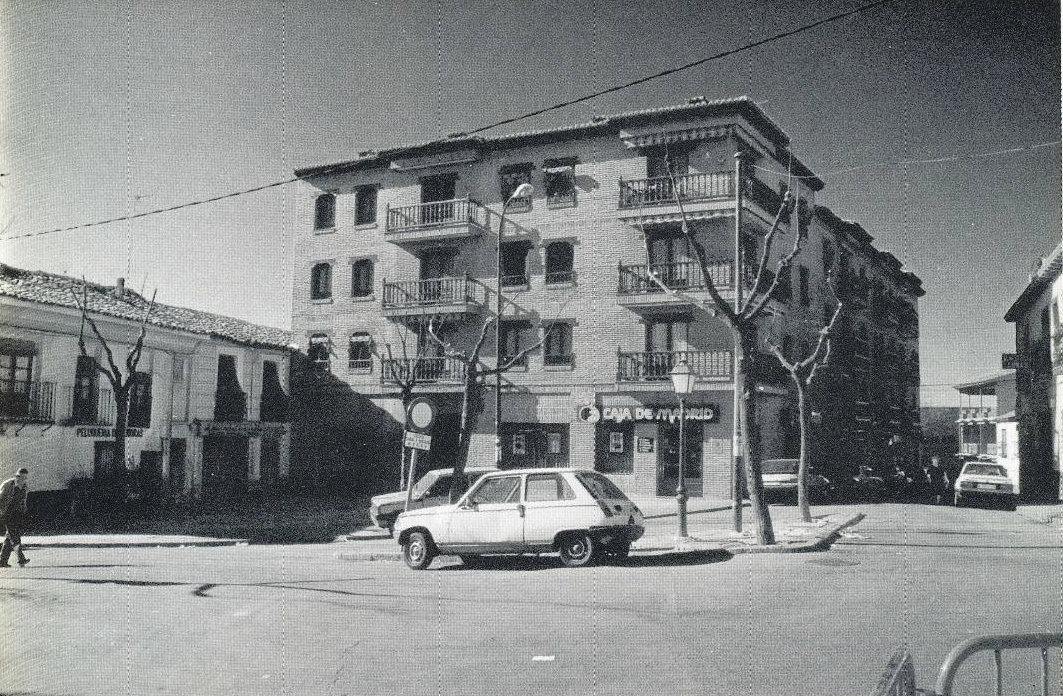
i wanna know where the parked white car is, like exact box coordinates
[369,466,497,534]
[394,468,644,569]
[953,461,1017,510]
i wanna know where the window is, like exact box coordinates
[544,322,573,367]
[500,241,530,287]
[525,474,576,502]
[354,185,377,225]
[499,163,533,211]
[469,476,521,504]
[348,333,372,372]
[0,340,34,419]
[72,355,99,424]
[500,320,530,367]
[544,241,574,284]
[314,193,336,229]
[543,157,577,206]
[799,265,811,306]
[351,259,374,297]
[127,372,152,428]
[646,145,690,178]
[260,360,289,422]
[311,262,332,299]
[214,354,246,422]
[595,422,633,473]
[774,264,792,301]
[308,334,331,372]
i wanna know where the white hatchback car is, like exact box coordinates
[394,467,644,569]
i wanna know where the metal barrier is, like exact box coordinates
[933,632,1061,696]
[871,633,1061,696]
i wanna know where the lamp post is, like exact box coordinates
[495,182,535,468]
[670,359,696,540]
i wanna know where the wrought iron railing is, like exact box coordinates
[617,260,733,294]
[382,275,478,308]
[381,356,467,385]
[385,197,489,233]
[0,381,56,422]
[59,386,116,425]
[616,350,732,382]
[501,273,528,288]
[618,172,735,208]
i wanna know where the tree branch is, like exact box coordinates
[740,190,795,319]
[70,283,121,390]
[125,289,156,375]
[743,194,803,321]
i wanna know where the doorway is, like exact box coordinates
[420,173,458,224]
[202,435,250,500]
[656,421,703,497]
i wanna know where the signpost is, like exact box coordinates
[404,397,436,512]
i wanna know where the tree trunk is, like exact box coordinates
[795,379,812,522]
[449,365,482,502]
[738,338,775,545]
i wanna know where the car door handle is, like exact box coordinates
[517,504,525,518]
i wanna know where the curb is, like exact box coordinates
[24,538,248,549]
[640,502,742,520]
[724,512,865,554]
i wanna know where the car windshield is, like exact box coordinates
[410,470,447,499]
[762,460,799,475]
[575,472,629,501]
[963,463,1007,477]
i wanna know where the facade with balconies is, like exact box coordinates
[290,97,922,499]
[0,265,292,510]
[1005,240,1062,500]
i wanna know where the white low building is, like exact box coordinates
[0,264,292,512]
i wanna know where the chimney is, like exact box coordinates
[114,277,125,297]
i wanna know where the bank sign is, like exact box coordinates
[578,404,720,424]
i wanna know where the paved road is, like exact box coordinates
[1,503,1059,696]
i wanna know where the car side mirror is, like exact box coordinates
[459,500,477,511]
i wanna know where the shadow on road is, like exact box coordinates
[436,549,734,571]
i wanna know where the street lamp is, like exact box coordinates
[495,182,535,468]
[670,359,696,540]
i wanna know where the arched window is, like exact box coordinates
[314,193,336,229]
[348,333,372,372]
[545,241,574,284]
[308,334,331,372]
[311,262,332,299]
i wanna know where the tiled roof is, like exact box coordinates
[0,264,292,350]
[293,96,821,185]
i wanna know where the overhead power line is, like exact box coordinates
[1,0,899,244]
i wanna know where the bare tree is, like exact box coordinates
[70,281,156,501]
[422,313,558,502]
[634,150,803,545]
[765,281,844,522]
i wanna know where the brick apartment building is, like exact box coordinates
[0,265,292,511]
[289,97,922,500]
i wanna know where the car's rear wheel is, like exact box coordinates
[558,533,596,567]
[403,531,436,570]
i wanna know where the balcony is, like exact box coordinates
[58,386,116,426]
[0,381,56,423]
[617,260,734,312]
[384,197,491,244]
[382,275,484,318]
[958,406,994,422]
[381,357,467,386]
[618,172,736,224]
[616,350,732,384]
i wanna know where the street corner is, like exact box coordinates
[724,511,866,554]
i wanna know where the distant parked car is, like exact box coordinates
[760,458,835,502]
[394,468,644,569]
[953,461,1016,510]
[369,466,497,534]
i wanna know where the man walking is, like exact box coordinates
[0,467,30,567]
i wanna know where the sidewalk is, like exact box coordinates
[22,533,247,549]
[1016,503,1063,525]
[336,497,865,563]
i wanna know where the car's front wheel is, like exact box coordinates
[403,531,436,570]
[558,533,597,567]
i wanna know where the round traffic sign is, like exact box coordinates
[407,397,436,432]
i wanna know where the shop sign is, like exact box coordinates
[584,405,719,423]
[76,427,144,438]
[637,437,655,453]
[190,419,288,437]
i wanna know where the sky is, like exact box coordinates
[0,0,1059,407]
